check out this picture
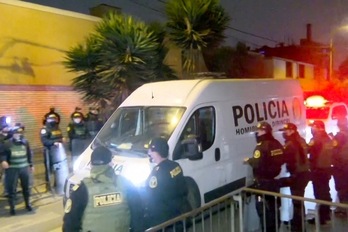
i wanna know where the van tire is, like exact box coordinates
[185,177,201,210]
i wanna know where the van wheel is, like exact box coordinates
[185,177,201,210]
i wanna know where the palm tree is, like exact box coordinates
[165,0,230,77]
[64,12,177,114]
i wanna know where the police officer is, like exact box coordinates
[42,106,61,125]
[307,120,332,225]
[40,113,64,190]
[85,106,103,140]
[67,112,88,164]
[63,146,143,232]
[244,122,284,232]
[144,137,189,231]
[332,117,348,208]
[0,124,34,215]
[280,123,309,231]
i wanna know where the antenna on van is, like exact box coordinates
[151,91,154,99]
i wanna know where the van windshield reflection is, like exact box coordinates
[93,106,185,157]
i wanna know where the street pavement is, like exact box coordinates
[0,149,70,232]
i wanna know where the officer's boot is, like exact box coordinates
[8,198,16,216]
[24,195,32,211]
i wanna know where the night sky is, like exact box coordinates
[22,0,348,66]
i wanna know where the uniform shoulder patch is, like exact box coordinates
[253,150,261,159]
[72,184,79,191]
[64,199,72,213]
[40,128,47,135]
[149,176,157,188]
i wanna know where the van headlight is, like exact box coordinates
[122,164,151,187]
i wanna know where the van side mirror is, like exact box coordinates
[181,134,203,160]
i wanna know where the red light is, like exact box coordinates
[305,95,328,107]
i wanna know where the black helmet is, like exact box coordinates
[0,116,10,130]
[71,112,83,119]
[256,122,272,133]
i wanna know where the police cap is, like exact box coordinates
[256,122,272,133]
[309,120,325,129]
[279,123,297,131]
[149,137,169,158]
[91,146,112,165]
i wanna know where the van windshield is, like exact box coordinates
[93,106,185,157]
[306,107,330,119]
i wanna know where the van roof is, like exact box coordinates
[120,78,302,107]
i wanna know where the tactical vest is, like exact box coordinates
[9,142,28,168]
[81,170,130,232]
[74,124,87,138]
[48,128,63,141]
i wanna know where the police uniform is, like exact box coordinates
[63,146,144,232]
[40,114,63,185]
[0,125,33,215]
[85,108,104,139]
[308,120,332,224]
[245,122,284,232]
[67,112,89,162]
[280,123,309,231]
[145,138,189,230]
[332,118,348,205]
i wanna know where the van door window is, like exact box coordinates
[173,107,215,160]
[331,105,348,119]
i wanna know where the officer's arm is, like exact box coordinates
[40,129,55,147]
[24,139,34,168]
[62,183,88,232]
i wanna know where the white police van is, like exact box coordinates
[65,78,306,211]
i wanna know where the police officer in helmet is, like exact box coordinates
[40,113,63,191]
[0,124,34,215]
[67,112,88,164]
[244,122,285,232]
[280,123,309,231]
[307,120,332,225]
[63,146,144,232]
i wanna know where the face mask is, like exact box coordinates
[73,118,82,124]
[282,132,289,140]
[13,133,22,142]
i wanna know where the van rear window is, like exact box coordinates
[306,107,330,119]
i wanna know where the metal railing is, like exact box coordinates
[145,187,348,232]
